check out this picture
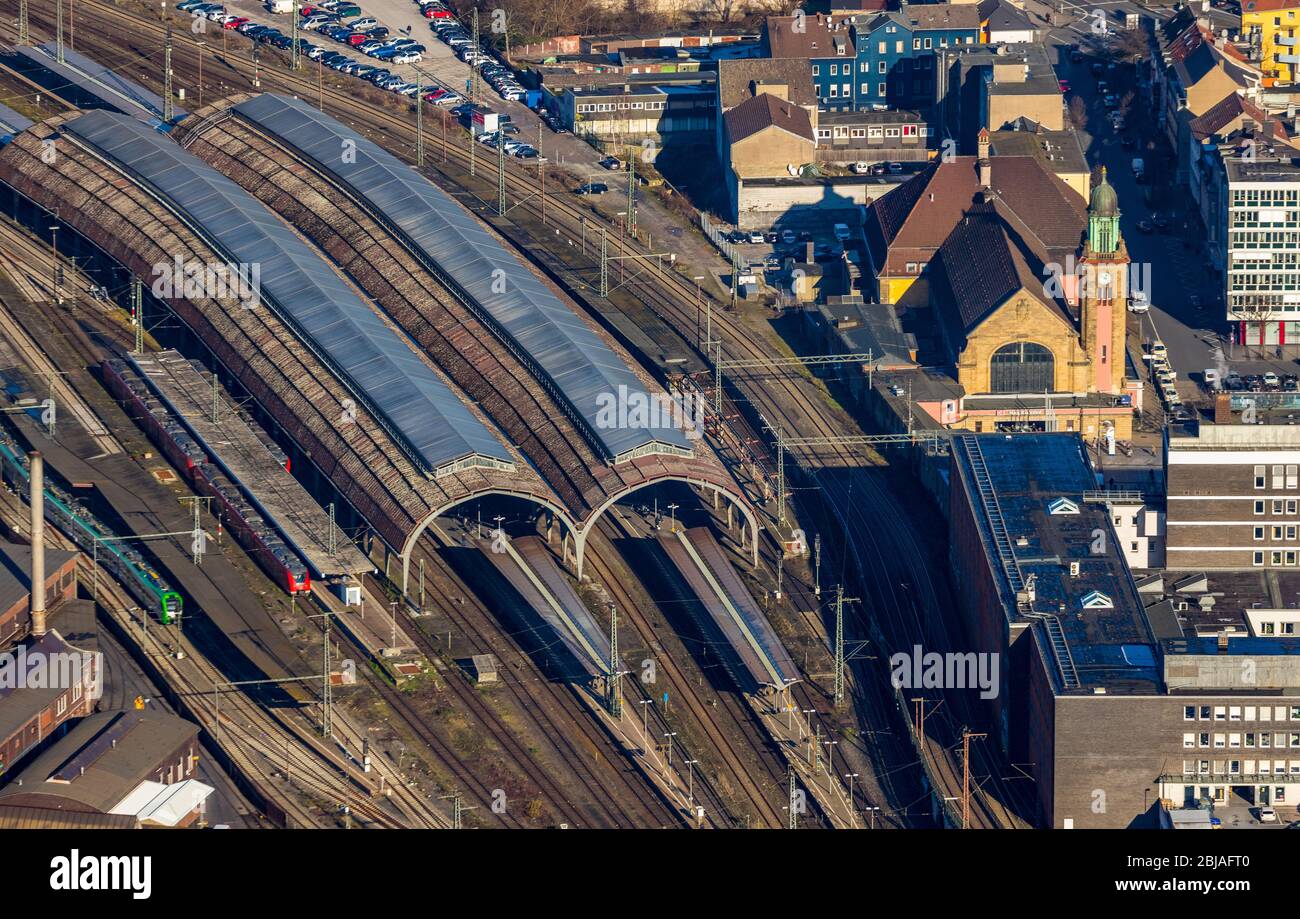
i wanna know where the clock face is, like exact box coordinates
[1098,271,1112,285]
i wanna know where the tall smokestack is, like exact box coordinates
[29,451,46,637]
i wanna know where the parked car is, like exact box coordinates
[1128,289,1150,313]
[747,230,765,244]
[599,156,621,170]
[393,52,423,64]
[576,182,609,195]
[1258,807,1278,823]
[348,16,377,29]
[1264,371,1281,388]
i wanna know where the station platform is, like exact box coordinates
[127,351,372,580]
[659,526,796,695]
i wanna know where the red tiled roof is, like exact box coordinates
[865,155,1087,277]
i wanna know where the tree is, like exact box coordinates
[1068,95,1088,131]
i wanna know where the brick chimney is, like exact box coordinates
[1214,391,1232,424]
[29,451,46,638]
[977,127,991,188]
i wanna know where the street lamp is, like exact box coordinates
[663,731,678,767]
[685,758,699,804]
[638,698,652,737]
[844,772,859,811]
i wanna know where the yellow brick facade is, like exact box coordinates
[955,291,1087,394]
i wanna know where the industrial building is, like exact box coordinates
[0,710,211,827]
[0,540,77,648]
[949,433,1300,828]
[0,630,99,778]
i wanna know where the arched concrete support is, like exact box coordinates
[572,476,761,580]
[399,489,579,598]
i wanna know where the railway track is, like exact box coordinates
[400,531,685,828]
[585,516,795,828]
[7,0,1033,825]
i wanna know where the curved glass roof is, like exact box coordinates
[232,93,691,463]
[65,109,514,476]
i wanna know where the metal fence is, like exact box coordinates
[700,212,741,266]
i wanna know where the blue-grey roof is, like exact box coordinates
[231,93,692,463]
[0,103,34,139]
[18,44,182,123]
[64,109,514,476]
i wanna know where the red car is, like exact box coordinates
[224,16,249,29]
[424,7,452,18]
[1058,78,1070,93]
[346,31,369,46]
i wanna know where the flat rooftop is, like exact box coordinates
[1224,156,1300,183]
[953,433,1161,694]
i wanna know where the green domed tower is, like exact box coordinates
[1088,167,1122,257]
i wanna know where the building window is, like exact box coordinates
[913,38,921,49]
[1200,732,1210,747]
[989,342,1054,394]
[1275,465,1285,488]
[1275,500,1285,514]
[1184,733,1196,748]
[1255,551,1266,566]
[1256,465,1267,488]
[1231,707,1242,721]
[830,64,838,76]
[1214,733,1226,748]
[56,696,66,716]
[1289,465,1298,488]
[1184,706,1196,720]
[1255,526,1265,540]
[1256,501,1266,515]
[1289,500,1298,514]
[878,61,887,74]
[812,65,820,76]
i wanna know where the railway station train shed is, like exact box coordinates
[0,102,758,598]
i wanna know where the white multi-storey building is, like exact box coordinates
[1224,157,1300,346]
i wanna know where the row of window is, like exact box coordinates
[1248,499,1300,514]
[1183,732,1300,749]
[574,99,711,114]
[1253,550,1300,566]
[1184,704,1300,721]
[1253,466,1300,489]
[1184,785,1288,803]
[1230,230,1300,247]
[815,124,926,140]
[814,55,937,77]
[1231,188,1300,207]
[1182,760,1300,777]
[1254,524,1300,540]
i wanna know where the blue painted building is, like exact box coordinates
[762,4,981,112]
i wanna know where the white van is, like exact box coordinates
[1128,289,1150,313]
[833,223,852,242]
[1203,369,1220,389]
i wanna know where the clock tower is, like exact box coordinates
[1079,168,1129,395]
